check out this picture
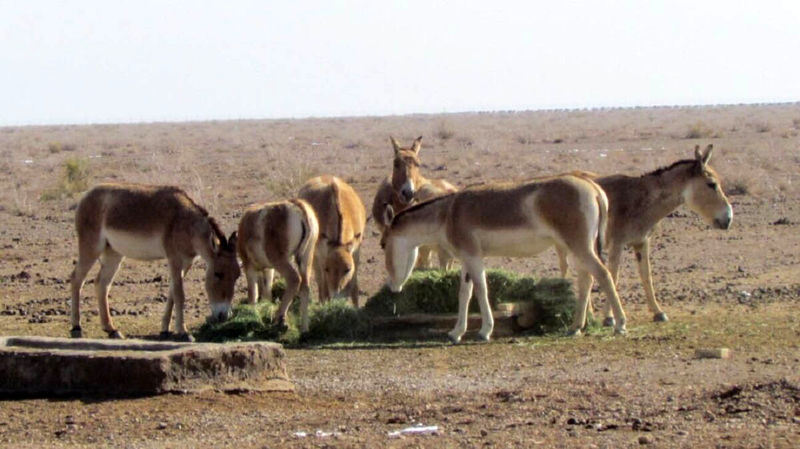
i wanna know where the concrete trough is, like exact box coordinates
[0,336,292,397]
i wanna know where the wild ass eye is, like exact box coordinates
[707,182,717,190]
[214,272,224,280]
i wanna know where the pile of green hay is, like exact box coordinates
[364,269,575,329]
[195,269,576,342]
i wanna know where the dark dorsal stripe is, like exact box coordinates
[390,192,456,226]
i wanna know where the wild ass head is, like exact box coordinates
[205,222,241,322]
[324,239,357,296]
[380,205,418,292]
[390,136,424,206]
[682,144,733,230]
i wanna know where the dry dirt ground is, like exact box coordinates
[0,103,799,448]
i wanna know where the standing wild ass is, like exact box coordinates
[237,199,318,331]
[372,136,458,269]
[299,176,367,304]
[557,144,733,326]
[381,174,628,342]
[70,184,240,341]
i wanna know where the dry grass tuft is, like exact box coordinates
[435,121,455,140]
[726,177,751,196]
[684,121,716,139]
[40,157,91,201]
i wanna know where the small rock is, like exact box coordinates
[695,348,731,359]
[676,430,688,436]
[480,429,488,437]
[157,422,168,430]
[638,435,653,445]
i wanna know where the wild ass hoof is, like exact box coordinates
[174,333,195,343]
[614,326,627,336]
[602,317,616,328]
[446,332,462,345]
[274,318,289,333]
[565,328,582,337]
[158,331,173,340]
[477,333,492,343]
[653,312,669,322]
[70,326,83,339]
[107,330,125,339]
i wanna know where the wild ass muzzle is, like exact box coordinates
[381,174,627,343]
[69,184,240,341]
[299,175,366,305]
[237,198,318,332]
[371,136,458,270]
[556,144,733,325]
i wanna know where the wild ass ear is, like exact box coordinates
[411,136,423,154]
[700,144,713,165]
[227,231,237,251]
[382,204,395,227]
[390,136,402,154]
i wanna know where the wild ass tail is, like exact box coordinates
[593,183,609,264]
[291,199,320,286]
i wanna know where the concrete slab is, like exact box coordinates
[0,336,292,397]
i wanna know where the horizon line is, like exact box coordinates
[2,100,798,129]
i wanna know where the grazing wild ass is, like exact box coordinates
[371,136,458,269]
[299,176,367,304]
[237,199,318,331]
[70,184,240,341]
[557,144,733,325]
[381,174,628,342]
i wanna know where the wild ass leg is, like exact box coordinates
[568,270,594,336]
[437,246,455,271]
[70,243,103,338]
[163,258,194,341]
[95,248,125,338]
[416,245,434,269]
[448,266,474,344]
[599,244,624,327]
[245,266,261,305]
[348,247,361,306]
[472,267,494,342]
[313,258,329,302]
[258,268,274,302]
[572,246,627,335]
[556,245,569,278]
[274,260,301,332]
[632,239,667,322]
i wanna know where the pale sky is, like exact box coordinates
[1,1,799,126]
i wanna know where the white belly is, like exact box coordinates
[104,229,167,260]
[476,228,555,257]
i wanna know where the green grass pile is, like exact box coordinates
[195,268,577,342]
[364,269,575,333]
[302,299,372,343]
[194,301,299,343]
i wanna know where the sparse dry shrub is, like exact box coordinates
[47,142,77,153]
[753,122,771,133]
[40,157,90,200]
[792,118,800,129]
[435,121,455,140]
[685,121,715,139]
[264,162,318,199]
[726,178,750,196]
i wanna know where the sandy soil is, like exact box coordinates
[1,103,799,448]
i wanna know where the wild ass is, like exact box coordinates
[237,199,318,331]
[299,176,367,304]
[556,144,733,326]
[371,136,458,269]
[381,174,628,342]
[70,184,240,341]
